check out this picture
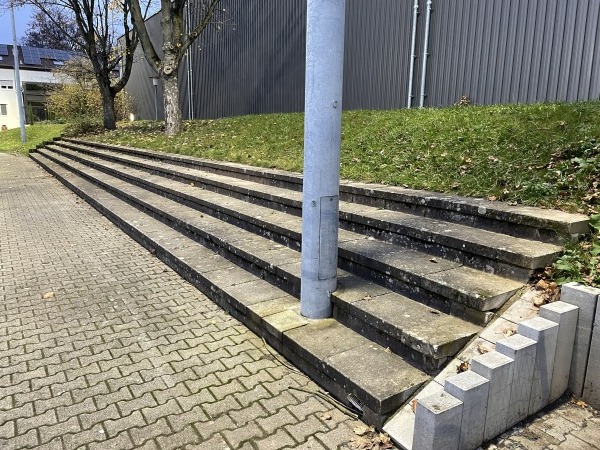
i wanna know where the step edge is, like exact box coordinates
[64,137,589,237]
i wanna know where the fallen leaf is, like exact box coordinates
[320,412,332,421]
[488,196,497,201]
[42,291,55,299]
[575,400,589,408]
[457,361,470,373]
[536,279,551,291]
[362,294,372,301]
[503,327,517,337]
[411,399,418,413]
[379,433,394,449]
[477,343,490,354]
[384,347,391,354]
[353,425,374,436]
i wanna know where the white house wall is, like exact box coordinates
[0,67,60,130]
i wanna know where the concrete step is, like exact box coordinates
[38,145,522,324]
[34,147,481,370]
[60,137,589,244]
[50,140,564,281]
[30,151,430,428]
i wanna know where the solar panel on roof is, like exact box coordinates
[21,46,42,65]
[0,44,8,56]
[19,46,78,65]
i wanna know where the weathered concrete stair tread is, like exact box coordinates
[37,146,521,316]
[47,142,561,273]
[343,205,562,269]
[54,140,304,206]
[30,151,429,421]
[333,276,480,358]
[62,138,590,239]
[62,137,304,190]
[285,320,429,414]
[34,149,482,363]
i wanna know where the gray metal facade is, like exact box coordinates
[126,0,600,120]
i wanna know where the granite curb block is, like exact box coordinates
[384,290,585,450]
[560,282,600,407]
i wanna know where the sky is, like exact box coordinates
[0,4,35,45]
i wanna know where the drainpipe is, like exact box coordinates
[419,0,433,108]
[407,0,419,108]
[300,0,346,319]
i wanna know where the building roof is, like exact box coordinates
[0,44,79,71]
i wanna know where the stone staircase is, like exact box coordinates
[30,138,589,428]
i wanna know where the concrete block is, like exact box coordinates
[444,371,490,450]
[518,317,559,414]
[584,293,600,409]
[471,351,514,441]
[540,301,579,403]
[496,334,537,427]
[413,391,463,450]
[383,381,444,450]
[560,282,600,397]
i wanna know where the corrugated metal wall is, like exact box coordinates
[126,0,600,120]
[423,0,600,106]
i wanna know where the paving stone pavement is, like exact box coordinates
[0,154,368,450]
[487,398,600,450]
[3,153,600,450]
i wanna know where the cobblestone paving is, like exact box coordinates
[0,154,365,450]
[487,398,600,450]
[4,153,600,450]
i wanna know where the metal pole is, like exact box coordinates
[419,0,433,108]
[154,85,158,120]
[300,0,346,319]
[151,77,159,120]
[407,0,419,108]
[10,0,26,143]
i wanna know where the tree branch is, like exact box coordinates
[181,0,221,56]
[128,0,160,73]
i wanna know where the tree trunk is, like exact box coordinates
[162,73,181,136]
[100,85,117,130]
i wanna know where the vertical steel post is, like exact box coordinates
[10,0,26,143]
[407,0,419,108]
[300,0,346,319]
[419,0,433,108]
[150,77,159,120]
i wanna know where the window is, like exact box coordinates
[0,104,7,116]
[0,80,13,90]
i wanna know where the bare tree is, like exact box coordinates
[128,0,224,135]
[22,7,79,51]
[13,0,139,129]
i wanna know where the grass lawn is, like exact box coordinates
[90,101,600,215]
[0,123,66,155]
[87,101,600,286]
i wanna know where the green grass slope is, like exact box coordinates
[88,101,600,286]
